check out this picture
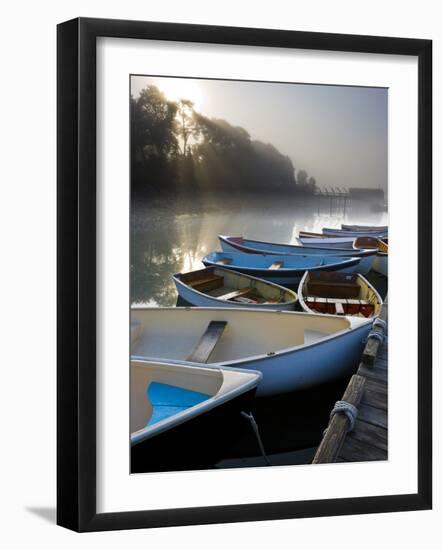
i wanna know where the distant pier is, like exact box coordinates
[313,297,388,463]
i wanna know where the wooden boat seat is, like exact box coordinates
[268,261,283,270]
[218,288,252,301]
[306,279,360,299]
[186,321,228,363]
[188,275,224,292]
[216,258,232,265]
[305,296,374,316]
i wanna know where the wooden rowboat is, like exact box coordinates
[173,266,298,310]
[322,227,388,238]
[354,236,388,276]
[299,230,352,239]
[218,235,375,274]
[131,359,261,472]
[131,307,373,396]
[219,234,374,258]
[298,236,355,248]
[298,270,383,318]
[203,251,368,284]
[342,224,388,232]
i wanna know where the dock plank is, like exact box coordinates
[351,419,388,452]
[361,387,387,411]
[339,436,387,462]
[358,363,388,383]
[357,403,388,429]
[186,321,227,363]
[364,377,387,395]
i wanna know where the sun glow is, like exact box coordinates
[153,78,205,112]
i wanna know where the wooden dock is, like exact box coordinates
[313,298,388,463]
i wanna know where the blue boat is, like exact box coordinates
[202,251,363,285]
[218,235,375,274]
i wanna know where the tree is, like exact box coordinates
[130,86,179,194]
[297,169,308,187]
[176,99,197,156]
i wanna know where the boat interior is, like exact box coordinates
[131,360,221,434]
[177,267,292,305]
[354,236,388,254]
[131,308,356,365]
[130,359,259,438]
[302,271,381,317]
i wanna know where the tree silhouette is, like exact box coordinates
[131,84,317,200]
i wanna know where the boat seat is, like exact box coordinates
[146,382,210,427]
[186,320,228,363]
[306,279,360,299]
[334,302,345,315]
[268,261,283,270]
[189,275,224,292]
[219,288,252,301]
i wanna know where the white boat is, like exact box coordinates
[131,308,373,397]
[173,266,298,310]
[322,227,388,238]
[298,236,355,249]
[299,230,351,239]
[354,236,388,276]
[342,224,388,232]
[131,359,261,472]
[298,270,383,318]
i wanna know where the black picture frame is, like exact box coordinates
[57,17,432,532]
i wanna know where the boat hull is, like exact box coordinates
[226,322,371,396]
[373,254,388,276]
[342,224,388,232]
[298,236,355,249]
[131,386,257,472]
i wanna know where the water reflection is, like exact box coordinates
[131,196,387,306]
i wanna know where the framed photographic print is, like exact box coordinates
[57,17,432,531]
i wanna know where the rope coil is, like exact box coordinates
[367,329,385,344]
[373,318,387,333]
[329,400,358,432]
[367,317,387,344]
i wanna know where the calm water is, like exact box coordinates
[131,195,387,306]
[131,195,388,468]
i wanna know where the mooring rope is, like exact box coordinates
[367,329,385,344]
[373,318,388,333]
[328,400,358,432]
[241,411,271,466]
[367,317,387,344]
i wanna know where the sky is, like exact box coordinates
[131,75,388,192]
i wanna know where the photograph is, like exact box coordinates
[129,75,389,473]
